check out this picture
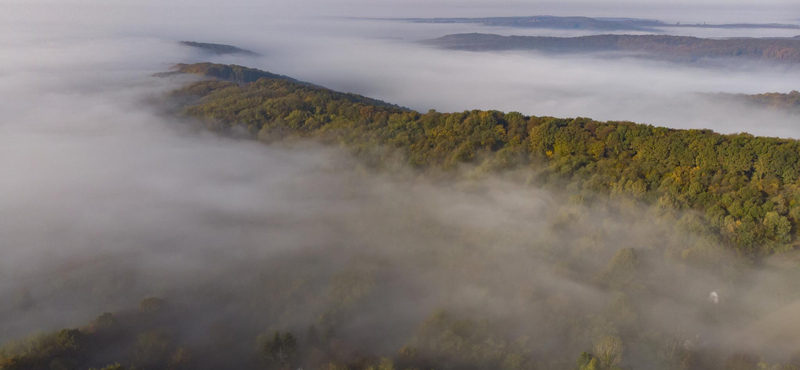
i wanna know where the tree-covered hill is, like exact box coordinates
[734,91,800,113]
[166,62,405,109]
[179,41,260,56]
[405,15,800,32]
[406,15,662,32]
[157,62,306,85]
[424,33,800,64]
[169,63,800,257]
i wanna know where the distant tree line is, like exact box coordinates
[425,34,800,64]
[727,90,800,113]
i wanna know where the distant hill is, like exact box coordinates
[405,15,800,32]
[671,23,800,29]
[406,15,661,31]
[722,91,800,113]
[425,33,800,64]
[180,41,259,56]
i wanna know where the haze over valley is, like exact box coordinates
[2,1,800,370]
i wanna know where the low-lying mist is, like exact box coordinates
[5,2,800,138]
[170,20,800,139]
[3,2,800,369]
[261,34,800,138]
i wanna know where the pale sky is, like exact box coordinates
[1,0,799,23]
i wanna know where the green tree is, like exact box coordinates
[594,336,623,370]
[260,331,298,369]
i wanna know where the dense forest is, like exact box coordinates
[4,63,800,370]
[155,63,305,86]
[425,33,800,64]
[727,91,800,113]
[161,63,403,108]
[170,62,800,257]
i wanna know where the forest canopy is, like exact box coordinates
[171,62,800,258]
[3,61,800,370]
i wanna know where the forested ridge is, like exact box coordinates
[172,62,800,258]
[407,15,800,32]
[425,33,800,64]
[407,16,661,32]
[179,41,259,56]
[730,91,800,113]
[163,63,406,109]
[156,63,306,86]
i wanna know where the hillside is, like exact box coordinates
[168,63,800,257]
[425,33,800,63]
[159,62,306,85]
[406,15,800,31]
[735,90,800,112]
[406,15,662,31]
[164,62,404,109]
[179,41,260,56]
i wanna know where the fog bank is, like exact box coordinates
[4,2,800,138]
[1,2,800,368]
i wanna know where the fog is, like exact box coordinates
[4,2,800,140]
[1,1,800,369]
[235,20,800,138]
